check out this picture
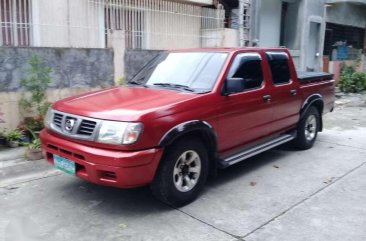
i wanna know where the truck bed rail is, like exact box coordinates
[297,71,333,84]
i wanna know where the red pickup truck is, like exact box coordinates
[41,48,335,206]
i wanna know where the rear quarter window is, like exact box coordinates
[266,52,291,85]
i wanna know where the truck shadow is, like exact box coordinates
[56,147,294,214]
[208,147,290,188]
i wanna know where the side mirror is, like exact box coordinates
[223,77,245,95]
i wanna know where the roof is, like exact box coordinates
[168,47,290,53]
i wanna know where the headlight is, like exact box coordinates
[97,121,143,145]
[44,108,52,129]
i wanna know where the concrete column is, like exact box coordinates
[238,0,245,47]
[110,31,126,84]
[250,0,261,46]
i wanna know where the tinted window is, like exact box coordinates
[266,52,291,85]
[227,53,263,91]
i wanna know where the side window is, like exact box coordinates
[266,52,291,85]
[227,53,263,91]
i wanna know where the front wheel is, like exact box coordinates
[151,138,209,207]
[294,106,320,150]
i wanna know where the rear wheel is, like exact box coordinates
[151,138,209,207]
[294,106,320,150]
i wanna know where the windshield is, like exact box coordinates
[129,52,228,93]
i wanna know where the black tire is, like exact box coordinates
[294,106,320,150]
[151,138,209,207]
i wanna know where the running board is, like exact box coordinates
[219,133,296,168]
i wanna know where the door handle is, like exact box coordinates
[262,95,271,102]
[290,89,297,96]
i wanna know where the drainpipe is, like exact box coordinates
[238,0,245,47]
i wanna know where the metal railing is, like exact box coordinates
[0,0,225,49]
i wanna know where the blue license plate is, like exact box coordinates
[54,155,75,175]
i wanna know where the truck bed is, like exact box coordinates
[297,71,333,84]
[298,71,335,114]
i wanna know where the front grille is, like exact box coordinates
[53,113,63,128]
[78,120,97,136]
[50,110,101,141]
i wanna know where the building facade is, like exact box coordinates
[0,0,225,49]
[258,0,326,72]
[324,0,366,75]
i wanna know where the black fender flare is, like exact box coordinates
[300,94,324,131]
[159,120,218,176]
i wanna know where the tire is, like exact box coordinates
[151,138,209,207]
[294,106,320,150]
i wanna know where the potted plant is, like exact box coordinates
[25,138,43,160]
[19,55,52,132]
[4,129,22,148]
[0,129,6,146]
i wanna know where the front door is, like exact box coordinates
[217,52,274,154]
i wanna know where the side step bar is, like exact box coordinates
[219,133,296,168]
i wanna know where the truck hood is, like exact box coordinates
[52,87,199,121]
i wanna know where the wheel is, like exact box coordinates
[151,138,209,207]
[294,106,320,150]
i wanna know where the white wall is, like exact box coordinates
[33,0,104,48]
[258,0,282,47]
[145,9,201,49]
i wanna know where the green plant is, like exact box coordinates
[116,76,126,86]
[339,63,366,93]
[4,129,22,142]
[26,138,41,150]
[19,55,52,125]
[19,116,44,132]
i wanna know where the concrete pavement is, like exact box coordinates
[0,94,365,241]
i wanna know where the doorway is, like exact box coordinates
[306,22,321,71]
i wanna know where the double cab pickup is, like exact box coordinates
[41,48,335,206]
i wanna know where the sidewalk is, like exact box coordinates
[0,146,59,187]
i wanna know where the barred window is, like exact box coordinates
[0,0,31,46]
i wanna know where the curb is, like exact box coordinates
[0,158,60,187]
[0,147,26,162]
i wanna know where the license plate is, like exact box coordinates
[54,155,75,175]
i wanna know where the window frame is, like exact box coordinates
[224,52,265,94]
[0,0,31,47]
[265,51,293,86]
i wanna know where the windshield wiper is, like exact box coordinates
[152,83,195,92]
[128,79,147,87]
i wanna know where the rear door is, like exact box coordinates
[265,51,302,133]
[217,52,274,153]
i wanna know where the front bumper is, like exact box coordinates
[40,130,163,188]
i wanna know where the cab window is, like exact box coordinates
[227,53,264,92]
